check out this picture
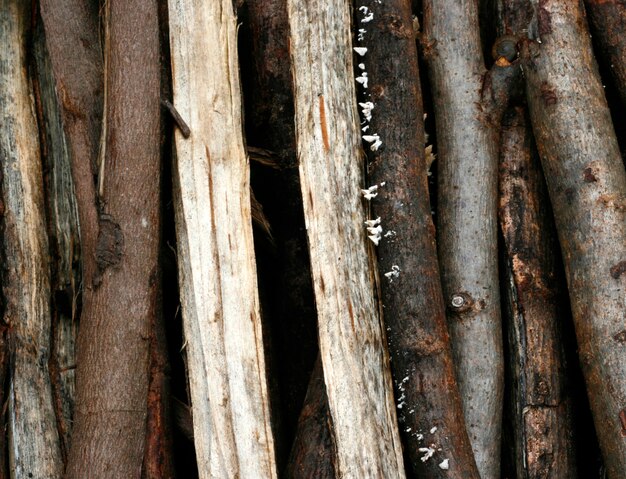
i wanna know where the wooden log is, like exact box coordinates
[62,0,162,475]
[422,1,519,476]
[585,0,626,106]
[353,1,479,477]
[31,13,83,461]
[286,0,406,476]
[168,0,277,477]
[498,106,577,478]
[520,2,626,477]
[285,358,335,479]
[0,2,64,477]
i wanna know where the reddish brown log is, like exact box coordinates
[354,0,479,476]
[521,2,626,477]
[285,359,335,479]
[57,0,162,476]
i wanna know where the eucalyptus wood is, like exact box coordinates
[287,0,406,476]
[0,2,63,477]
[521,2,626,477]
[168,0,277,477]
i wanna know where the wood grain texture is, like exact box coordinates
[422,1,508,476]
[354,0,480,477]
[520,2,626,477]
[168,1,277,477]
[31,16,82,461]
[498,107,577,479]
[0,2,64,477]
[287,0,406,476]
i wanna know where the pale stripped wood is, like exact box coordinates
[0,2,63,478]
[168,1,277,477]
[287,0,406,477]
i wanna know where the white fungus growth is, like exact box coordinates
[380,181,386,186]
[430,426,438,434]
[359,101,375,121]
[369,235,381,246]
[384,265,401,282]
[367,225,383,236]
[358,63,366,70]
[353,47,368,56]
[364,217,381,227]
[362,125,370,132]
[439,459,449,470]
[358,28,366,41]
[415,433,423,440]
[356,72,369,88]
[384,230,396,238]
[363,133,382,151]
[361,184,378,200]
[359,6,374,22]
[419,447,436,462]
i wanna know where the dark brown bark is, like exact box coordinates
[520,2,626,477]
[246,0,319,466]
[59,0,162,476]
[585,0,626,106]
[498,106,577,478]
[422,1,520,476]
[354,0,479,476]
[285,358,335,479]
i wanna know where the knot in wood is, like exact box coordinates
[492,35,518,62]
[449,292,473,313]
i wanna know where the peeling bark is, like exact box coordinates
[354,0,480,476]
[0,2,63,477]
[422,1,519,476]
[168,0,277,477]
[498,107,577,479]
[286,0,406,475]
[520,2,626,477]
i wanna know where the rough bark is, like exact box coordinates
[520,2,626,477]
[0,2,63,477]
[498,106,577,478]
[62,0,162,476]
[143,291,175,479]
[246,0,320,460]
[353,1,479,477]
[287,0,406,476]
[422,1,519,476]
[168,0,277,477]
[285,358,336,479]
[31,13,83,462]
[585,0,626,106]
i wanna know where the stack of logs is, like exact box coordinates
[0,0,625,478]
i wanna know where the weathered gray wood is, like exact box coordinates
[520,2,626,477]
[287,0,406,476]
[422,1,511,476]
[32,17,81,458]
[0,2,64,478]
[168,1,277,477]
